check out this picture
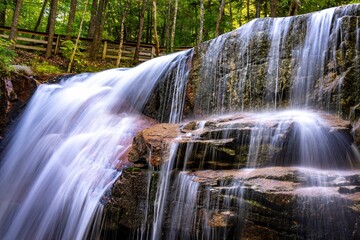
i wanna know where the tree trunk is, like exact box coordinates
[263,0,268,17]
[133,0,147,64]
[215,0,226,37]
[164,0,171,52]
[229,1,233,28]
[88,0,99,38]
[288,0,300,16]
[256,0,261,18]
[145,3,152,44]
[0,0,7,27]
[170,0,178,52]
[116,0,128,67]
[68,0,89,72]
[270,0,277,17]
[88,0,107,60]
[65,0,77,40]
[45,0,59,58]
[152,0,160,56]
[9,0,23,42]
[34,0,49,32]
[198,0,204,46]
[246,0,250,21]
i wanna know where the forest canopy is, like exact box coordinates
[1,0,358,48]
[0,0,358,70]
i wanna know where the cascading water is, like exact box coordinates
[195,4,360,114]
[0,50,192,239]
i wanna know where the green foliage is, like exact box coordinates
[1,0,358,69]
[60,40,89,72]
[0,38,15,73]
[34,61,62,74]
[60,40,84,60]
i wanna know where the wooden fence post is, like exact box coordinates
[151,46,155,59]
[54,35,60,54]
[102,41,108,60]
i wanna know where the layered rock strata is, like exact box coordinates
[103,112,360,239]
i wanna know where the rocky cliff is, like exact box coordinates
[103,111,360,239]
[175,5,359,119]
[102,4,360,240]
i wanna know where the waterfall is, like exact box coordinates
[0,4,360,240]
[195,4,360,114]
[128,4,360,240]
[0,50,192,239]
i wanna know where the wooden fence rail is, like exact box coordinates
[0,26,190,63]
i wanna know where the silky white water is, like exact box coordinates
[0,50,192,239]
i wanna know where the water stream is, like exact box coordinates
[0,51,192,239]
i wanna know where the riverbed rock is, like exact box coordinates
[103,167,360,239]
[104,110,360,238]
[128,123,180,167]
[0,74,38,139]
[127,111,357,170]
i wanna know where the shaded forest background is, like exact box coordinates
[0,0,359,72]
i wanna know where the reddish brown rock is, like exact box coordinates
[128,123,180,166]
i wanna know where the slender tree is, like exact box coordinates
[65,0,77,40]
[68,0,89,72]
[45,0,59,58]
[34,0,49,32]
[116,0,128,67]
[152,0,160,56]
[133,0,147,64]
[215,0,226,37]
[0,0,6,27]
[145,3,151,44]
[246,0,250,21]
[170,0,178,52]
[9,0,23,42]
[88,0,99,39]
[88,0,107,60]
[256,0,261,18]
[270,0,277,17]
[288,0,300,16]
[198,0,204,47]
[164,0,171,52]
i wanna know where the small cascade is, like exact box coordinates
[291,8,335,107]
[265,17,293,108]
[194,4,360,115]
[196,179,244,240]
[150,143,179,240]
[166,172,199,240]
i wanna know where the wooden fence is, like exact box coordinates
[0,26,190,63]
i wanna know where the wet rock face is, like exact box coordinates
[0,74,38,139]
[103,111,360,239]
[104,167,360,239]
[127,112,357,170]
[128,123,180,167]
[185,5,360,119]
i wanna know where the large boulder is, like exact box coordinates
[0,73,38,139]
[126,111,357,170]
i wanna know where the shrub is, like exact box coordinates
[0,38,16,73]
[35,61,62,74]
